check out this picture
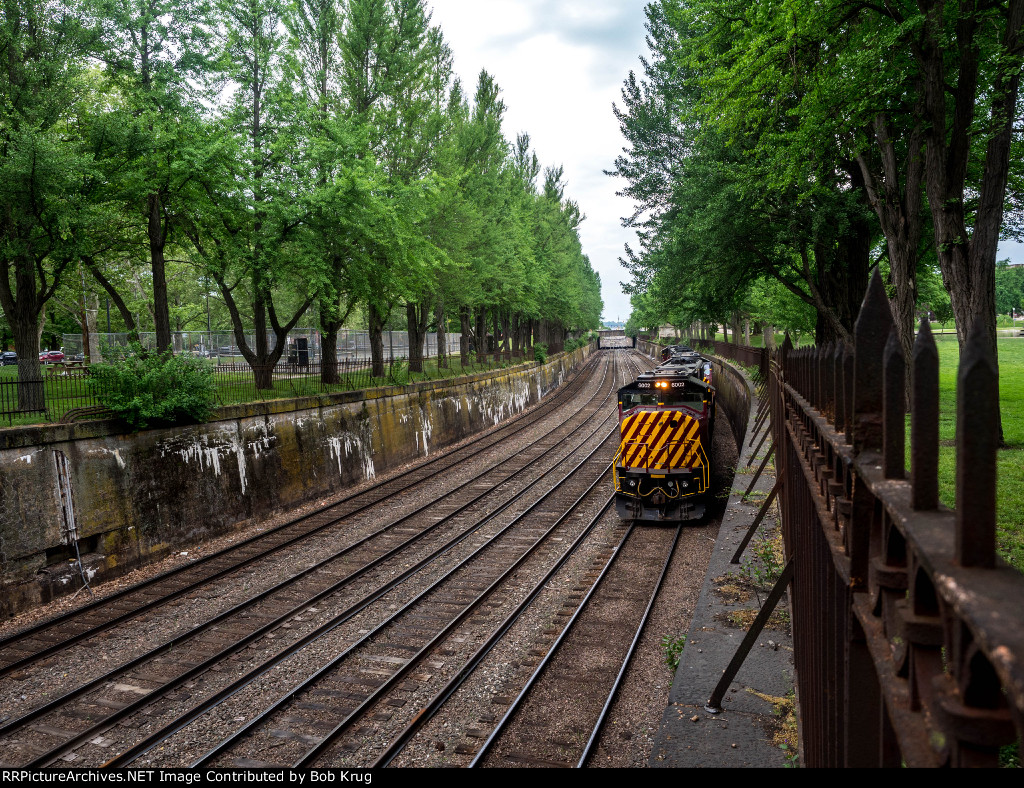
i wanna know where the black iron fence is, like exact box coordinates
[0,351,533,425]
[639,298,1024,765]
[771,274,1023,766]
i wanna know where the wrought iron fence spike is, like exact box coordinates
[911,318,939,510]
[955,317,998,568]
[883,330,906,479]
[853,269,893,451]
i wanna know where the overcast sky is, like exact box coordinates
[426,1,1024,326]
[428,0,648,324]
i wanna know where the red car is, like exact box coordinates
[39,350,65,363]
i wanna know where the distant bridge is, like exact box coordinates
[597,330,633,349]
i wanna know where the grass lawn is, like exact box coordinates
[210,354,525,407]
[687,332,1024,571]
[0,353,535,426]
[926,335,1024,572]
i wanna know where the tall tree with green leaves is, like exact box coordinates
[338,0,449,376]
[99,0,216,354]
[185,0,313,390]
[0,0,102,403]
[284,0,390,384]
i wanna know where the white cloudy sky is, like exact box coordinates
[426,1,1024,325]
[428,0,649,324]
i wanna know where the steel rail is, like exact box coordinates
[576,523,683,767]
[295,471,619,768]
[467,519,638,767]
[0,353,604,677]
[370,494,617,768]
[100,361,625,768]
[191,421,622,767]
[16,357,620,768]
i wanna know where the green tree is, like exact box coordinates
[609,0,874,349]
[338,0,449,376]
[0,0,102,404]
[185,0,313,390]
[99,0,216,354]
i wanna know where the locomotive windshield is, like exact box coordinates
[619,381,708,411]
[620,391,660,408]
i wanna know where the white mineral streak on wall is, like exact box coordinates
[158,426,255,492]
[424,406,434,455]
[480,378,531,425]
[85,447,127,469]
[172,437,223,478]
[246,420,275,455]
[232,432,248,494]
[327,433,375,481]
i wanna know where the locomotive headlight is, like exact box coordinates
[629,480,637,488]
[681,482,689,489]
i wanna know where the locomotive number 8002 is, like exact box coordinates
[613,350,715,522]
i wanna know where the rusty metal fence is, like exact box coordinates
[771,273,1023,766]
[639,291,1024,765]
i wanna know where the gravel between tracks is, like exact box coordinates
[0,353,616,767]
[0,351,720,770]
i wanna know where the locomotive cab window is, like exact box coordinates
[620,392,660,408]
[661,390,706,410]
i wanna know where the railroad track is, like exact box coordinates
[468,522,681,768]
[0,352,606,680]
[0,350,659,768]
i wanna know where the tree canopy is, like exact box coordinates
[0,0,604,389]
[613,0,1023,366]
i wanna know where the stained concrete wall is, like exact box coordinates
[0,346,593,617]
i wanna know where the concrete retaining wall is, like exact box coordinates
[0,346,593,618]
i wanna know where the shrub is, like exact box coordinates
[91,343,217,430]
[534,343,548,364]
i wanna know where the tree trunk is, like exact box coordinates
[149,193,173,355]
[84,292,101,363]
[856,111,925,400]
[435,301,448,369]
[459,306,473,361]
[320,315,341,385]
[82,256,139,341]
[370,303,386,378]
[0,253,46,410]
[915,0,1022,442]
[13,316,44,412]
[406,302,429,373]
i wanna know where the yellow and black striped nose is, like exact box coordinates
[619,410,702,469]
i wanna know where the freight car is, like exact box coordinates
[613,351,715,522]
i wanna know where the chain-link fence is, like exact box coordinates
[62,329,465,363]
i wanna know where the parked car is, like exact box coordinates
[0,351,16,366]
[39,350,65,363]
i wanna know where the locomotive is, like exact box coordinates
[614,350,715,522]
[660,344,692,362]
